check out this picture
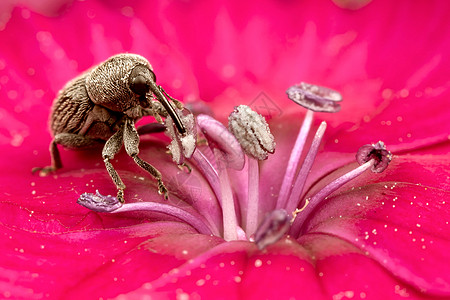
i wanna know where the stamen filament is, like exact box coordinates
[245,157,260,237]
[214,149,238,241]
[285,121,327,213]
[188,148,224,235]
[191,149,220,199]
[290,159,376,237]
[112,202,216,236]
[195,114,246,241]
[276,110,314,209]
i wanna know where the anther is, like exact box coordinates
[77,190,123,212]
[286,82,342,113]
[356,141,392,173]
[254,209,291,250]
[228,105,275,160]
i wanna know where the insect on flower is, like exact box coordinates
[33,53,194,202]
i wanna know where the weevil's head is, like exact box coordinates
[128,64,156,108]
[86,53,185,134]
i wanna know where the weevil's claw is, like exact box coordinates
[31,167,42,174]
[32,166,57,177]
[196,138,208,146]
[178,163,192,174]
[117,189,125,203]
[157,180,169,200]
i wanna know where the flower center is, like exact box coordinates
[78,83,392,249]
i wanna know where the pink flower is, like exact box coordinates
[0,0,449,299]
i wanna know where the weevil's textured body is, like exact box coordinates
[50,54,152,143]
[36,53,187,202]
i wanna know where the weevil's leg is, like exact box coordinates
[123,119,169,199]
[32,139,62,176]
[33,133,99,176]
[142,106,164,124]
[178,162,192,173]
[102,126,126,203]
[133,155,168,200]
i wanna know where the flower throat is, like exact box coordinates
[78,82,392,249]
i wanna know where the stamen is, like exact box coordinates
[290,142,392,237]
[196,114,246,241]
[78,190,122,212]
[286,82,342,113]
[228,105,275,237]
[285,121,327,213]
[253,209,291,250]
[178,149,224,235]
[276,109,314,209]
[356,141,392,173]
[245,158,260,237]
[228,105,275,161]
[278,83,342,209]
[112,202,214,236]
[78,190,215,235]
[215,149,239,240]
[191,149,219,195]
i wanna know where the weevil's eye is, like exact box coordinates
[129,65,153,96]
[149,70,157,82]
[130,75,150,96]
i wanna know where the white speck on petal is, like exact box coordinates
[196,279,205,286]
[254,259,262,267]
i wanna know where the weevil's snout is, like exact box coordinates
[149,83,186,136]
[129,65,186,134]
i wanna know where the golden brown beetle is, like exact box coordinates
[34,53,187,202]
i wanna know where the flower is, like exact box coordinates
[0,0,449,299]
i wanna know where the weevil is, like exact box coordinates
[33,53,187,202]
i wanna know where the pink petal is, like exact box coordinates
[120,236,439,299]
[301,156,450,295]
[0,0,449,298]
